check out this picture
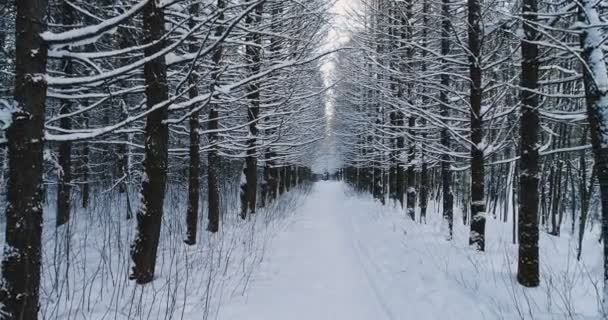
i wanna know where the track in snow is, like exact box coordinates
[218,181,491,320]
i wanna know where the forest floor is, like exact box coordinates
[217,181,603,320]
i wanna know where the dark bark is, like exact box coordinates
[185,2,201,246]
[207,111,220,232]
[290,166,297,189]
[285,165,292,192]
[419,0,430,223]
[130,0,170,284]
[373,166,383,203]
[279,167,286,195]
[261,163,269,208]
[267,156,278,203]
[405,0,416,221]
[56,0,75,228]
[81,130,90,208]
[207,0,224,233]
[577,148,594,261]
[0,0,48,318]
[241,1,264,217]
[395,116,405,207]
[406,116,416,221]
[467,0,486,251]
[116,109,128,195]
[517,0,540,287]
[440,0,454,239]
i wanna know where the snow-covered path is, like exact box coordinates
[218,181,491,320]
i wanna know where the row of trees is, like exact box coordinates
[333,0,608,299]
[0,0,328,319]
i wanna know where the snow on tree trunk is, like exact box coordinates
[405,0,416,222]
[81,119,90,209]
[0,0,49,317]
[578,0,608,303]
[241,1,263,218]
[185,2,201,246]
[130,0,170,285]
[419,0,430,224]
[517,0,540,288]
[440,0,454,240]
[467,0,486,251]
[207,0,224,233]
[56,0,75,228]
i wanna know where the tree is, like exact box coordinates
[517,0,540,288]
[56,0,75,227]
[185,1,201,245]
[577,0,608,303]
[240,0,264,219]
[0,0,49,318]
[207,0,224,233]
[130,0,171,284]
[440,0,454,240]
[467,0,486,251]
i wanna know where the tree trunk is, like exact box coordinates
[405,0,416,221]
[290,166,297,189]
[395,115,405,208]
[241,1,264,217]
[285,165,292,192]
[130,0,170,284]
[279,167,286,195]
[467,0,486,251]
[56,0,75,228]
[578,0,608,303]
[440,0,454,239]
[0,0,49,318]
[185,2,201,245]
[207,0,224,233]
[419,0,430,223]
[80,128,90,208]
[207,108,221,232]
[517,0,540,288]
[267,155,278,203]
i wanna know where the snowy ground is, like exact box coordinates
[4,184,313,320]
[217,181,604,320]
[0,181,603,319]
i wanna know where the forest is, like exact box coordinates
[1,0,608,319]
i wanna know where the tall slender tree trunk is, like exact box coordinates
[404,0,416,221]
[0,0,49,318]
[56,0,75,228]
[185,2,201,245]
[388,4,399,206]
[290,166,297,188]
[285,165,292,192]
[130,0,170,284]
[419,0,430,223]
[517,0,540,287]
[81,124,90,208]
[116,107,128,195]
[467,0,486,251]
[261,0,282,206]
[207,0,224,233]
[440,0,454,239]
[406,116,416,220]
[578,0,608,303]
[241,1,263,218]
[267,156,278,203]
[396,118,405,208]
[279,167,286,195]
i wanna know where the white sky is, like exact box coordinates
[320,0,359,115]
[315,0,359,173]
